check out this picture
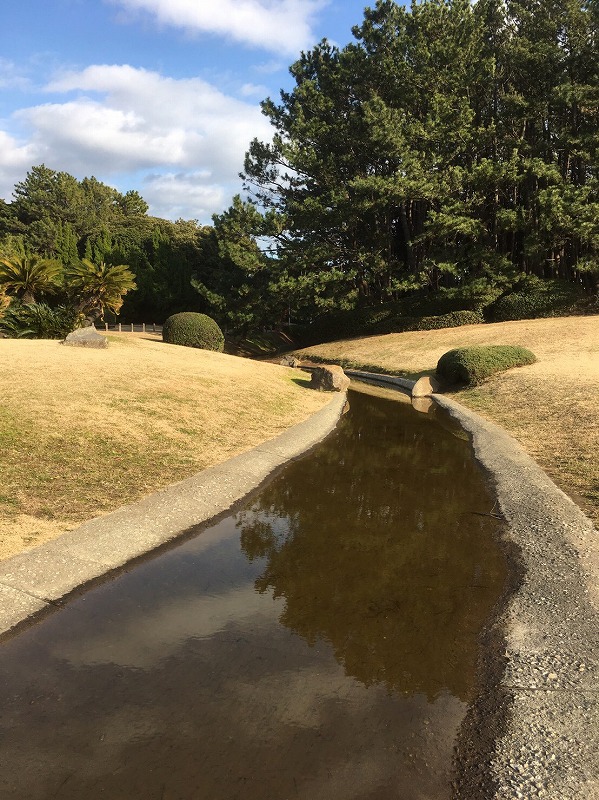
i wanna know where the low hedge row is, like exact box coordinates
[401,310,484,331]
[304,277,595,345]
[436,345,537,386]
[304,308,484,345]
[485,278,590,322]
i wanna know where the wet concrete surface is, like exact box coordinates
[0,387,507,799]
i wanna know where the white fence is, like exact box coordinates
[97,323,163,333]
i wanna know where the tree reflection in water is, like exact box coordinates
[239,387,506,702]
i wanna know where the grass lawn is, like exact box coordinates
[0,333,329,560]
[296,315,599,525]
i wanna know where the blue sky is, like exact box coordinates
[0,0,370,222]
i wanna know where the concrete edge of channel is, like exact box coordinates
[344,368,416,392]
[348,370,598,799]
[433,395,599,800]
[0,392,348,638]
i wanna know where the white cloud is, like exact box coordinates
[0,64,274,219]
[141,171,226,220]
[0,59,31,91]
[0,131,38,200]
[240,82,269,98]
[39,65,272,172]
[110,0,327,56]
[253,60,287,75]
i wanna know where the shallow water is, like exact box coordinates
[0,386,506,800]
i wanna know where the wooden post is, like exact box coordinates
[142,323,146,333]
[118,323,122,332]
[130,323,134,332]
[152,323,156,332]
[105,323,108,331]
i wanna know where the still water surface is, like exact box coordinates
[0,385,506,800]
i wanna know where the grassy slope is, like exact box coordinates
[296,316,599,524]
[0,333,329,559]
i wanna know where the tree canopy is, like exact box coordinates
[0,165,212,324]
[0,241,62,305]
[242,0,599,313]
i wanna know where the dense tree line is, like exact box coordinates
[0,166,281,333]
[0,165,214,323]
[242,0,599,316]
[2,0,598,337]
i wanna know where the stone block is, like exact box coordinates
[63,326,108,348]
[412,375,440,398]
[309,365,350,392]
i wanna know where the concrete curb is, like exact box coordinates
[433,395,599,800]
[0,393,347,637]
[344,369,416,392]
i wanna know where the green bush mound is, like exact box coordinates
[485,277,589,322]
[395,284,502,316]
[162,312,224,351]
[436,345,537,386]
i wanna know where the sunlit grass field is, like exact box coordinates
[0,333,329,559]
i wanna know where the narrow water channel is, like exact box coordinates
[0,385,506,800]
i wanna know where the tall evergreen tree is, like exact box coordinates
[191,196,279,334]
[242,0,599,315]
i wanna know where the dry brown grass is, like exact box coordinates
[0,333,329,559]
[298,316,599,524]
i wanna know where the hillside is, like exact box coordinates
[297,316,599,524]
[0,334,329,560]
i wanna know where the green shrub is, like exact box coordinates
[0,302,81,339]
[304,306,485,345]
[436,345,537,386]
[370,309,483,335]
[485,278,588,322]
[395,287,498,316]
[162,312,224,351]
[407,310,484,331]
[435,283,504,312]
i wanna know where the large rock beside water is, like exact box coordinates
[411,375,440,398]
[63,326,109,349]
[309,365,350,392]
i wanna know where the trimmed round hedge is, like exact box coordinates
[162,312,224,352]
[436,345,536,387]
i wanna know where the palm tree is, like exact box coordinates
[0,246,62,304]
[66,259,136,322]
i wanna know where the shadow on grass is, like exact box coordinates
[104,333,163,344]
[290,377,314,389]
